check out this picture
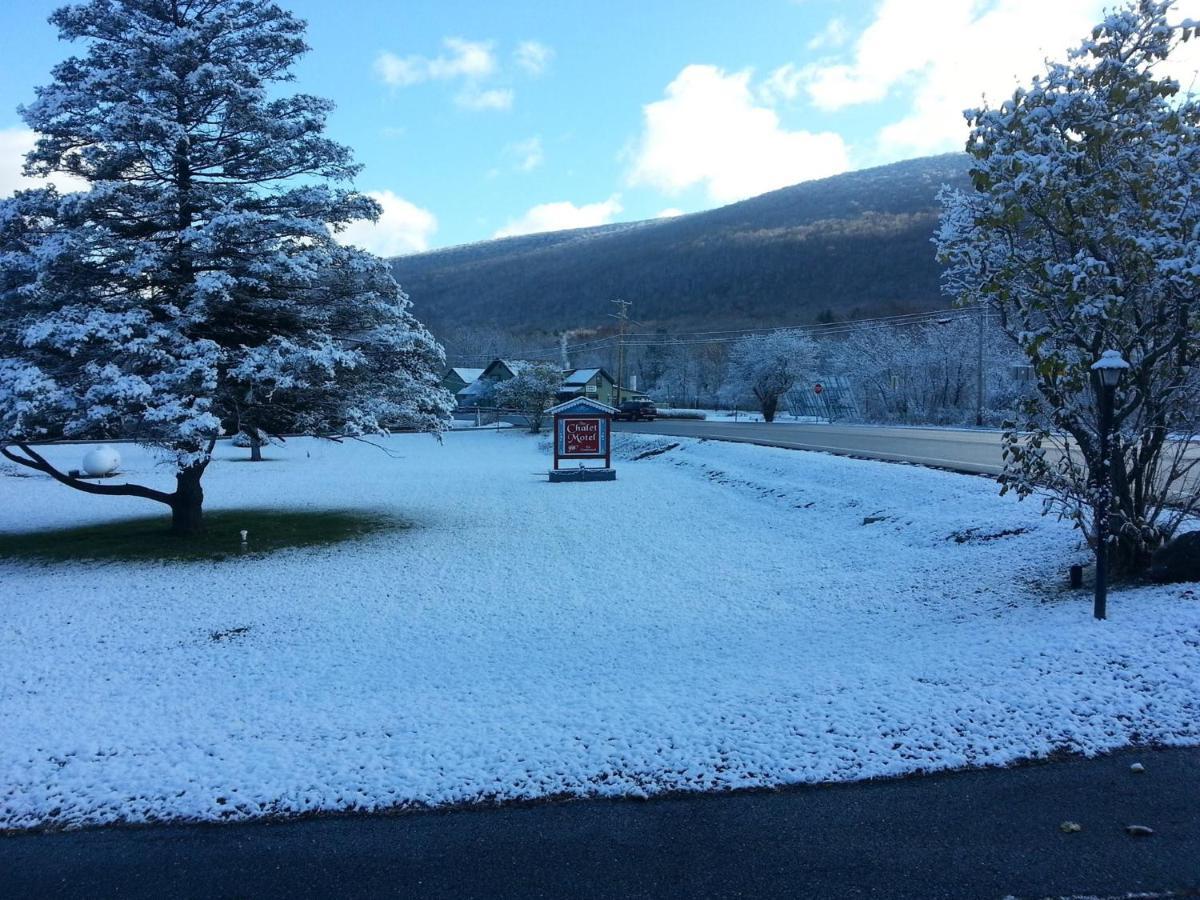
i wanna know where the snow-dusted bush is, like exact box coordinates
[231,429,284,461]
[231,430,279,449]
[655,408,707,420]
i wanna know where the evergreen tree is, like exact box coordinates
[0,0,452,533]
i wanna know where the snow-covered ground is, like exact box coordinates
[670,408,815,423]
[1,432,1197,830]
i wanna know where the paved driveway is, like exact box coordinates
[3,747,1198,899]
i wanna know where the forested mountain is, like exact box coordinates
[391,153,973,338]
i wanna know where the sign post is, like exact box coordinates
[546,397,617,482]
[814,382,831,422]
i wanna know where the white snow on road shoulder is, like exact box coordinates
[1,432,1197,830]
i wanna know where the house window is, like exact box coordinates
[585,384,597,394]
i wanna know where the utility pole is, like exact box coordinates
[609,298,632,405]
[975,302,986,427]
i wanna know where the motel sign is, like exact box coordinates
[546,397,617,482]
[566,418,605,457]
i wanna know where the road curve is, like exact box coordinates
[615,420,1007,476]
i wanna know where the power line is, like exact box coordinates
[618,309,977,347]
[442,305,978,362]
[613,306,976,341]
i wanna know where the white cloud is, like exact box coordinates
[515,40,554,76]
[337,190,437,257]
[374,37,527,113]
[494,195,622,238]
[758,63,806,105]
[656,207,685,218]
[806,17,848,51]
[456,86,514,112]
[627,65,849,204]
[506,136,544,172]
[374,38,497,87]
[801,0,1107,158]
[0,127,90,197]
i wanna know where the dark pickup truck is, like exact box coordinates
[614,400,657,421]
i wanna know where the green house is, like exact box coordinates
[559,367,617,406]
[441,367,485,396]
[460,359,648,409]
[455,359,540,408]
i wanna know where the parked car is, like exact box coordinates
[614,400,657,421]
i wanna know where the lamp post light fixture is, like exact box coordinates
[1089,349,1130,621]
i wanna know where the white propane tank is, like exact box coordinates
[82,445,121,477]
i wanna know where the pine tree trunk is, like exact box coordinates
[170,464,205,535]
[249,432,262,462]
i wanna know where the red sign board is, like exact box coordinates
[550,398,615,474]
[564,417,602,455]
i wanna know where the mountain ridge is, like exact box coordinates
[391,153,973,338]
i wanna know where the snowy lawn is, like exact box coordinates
[1,431,1197,830]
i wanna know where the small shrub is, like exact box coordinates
[656,408,707,420]
[1148,532,1200,584]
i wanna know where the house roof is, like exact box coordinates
[448,367,484,383]
[562,367,615,386]
[546,397,619,416]
[481,359,538,379]
[501,359,537,373]
[458,379,490,396]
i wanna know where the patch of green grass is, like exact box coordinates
[0,508,402,564]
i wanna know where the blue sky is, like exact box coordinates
[2,0,1198,254]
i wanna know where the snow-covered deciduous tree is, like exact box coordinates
[651,343,729,410]
[441,326,508,369]
[822,317,1026,426]
[725,330,816,422]
[936,1,1200,573]
[0,0,452,533]
[494,363,563,433]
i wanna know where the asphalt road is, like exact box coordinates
[615,419,1009,475]
[3,747,1198,899]
[613,420,1200,500]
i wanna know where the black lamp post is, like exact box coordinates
[1089,349,1129,621]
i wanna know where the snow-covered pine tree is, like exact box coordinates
[0,0,453,533]
[936,0,1200,573]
